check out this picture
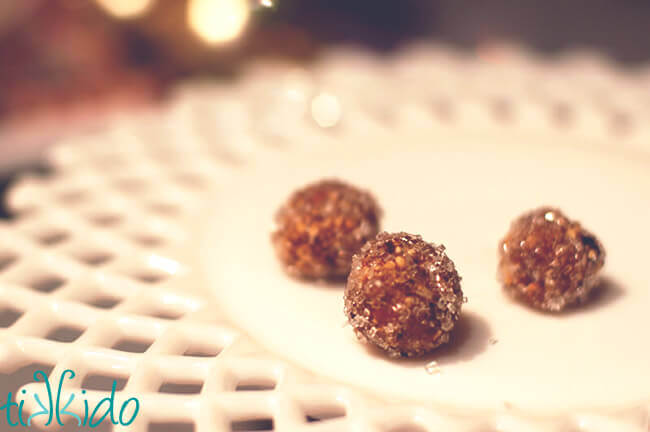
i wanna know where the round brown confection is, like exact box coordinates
[344,232,464,358]
[498,207,606,312]
[272,179,381,279]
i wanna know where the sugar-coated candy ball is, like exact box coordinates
[272,179,381,279]
[498,207,605,312]
[344,232,464,358]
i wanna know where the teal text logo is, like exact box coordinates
[0,369,140,428]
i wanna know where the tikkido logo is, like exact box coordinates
[1,369,140,428]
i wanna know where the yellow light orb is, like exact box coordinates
[187,0,250,45]
[94,0,154,18]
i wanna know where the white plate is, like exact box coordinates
[2,45,650,432]
[203,133,650,416]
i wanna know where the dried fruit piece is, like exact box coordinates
[498,207,605,312]
[272,179,381,279]
[344,232,464,358]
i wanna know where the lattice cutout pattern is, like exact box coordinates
[1,45,649,432]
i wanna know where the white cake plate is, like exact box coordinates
[1,44,649,432]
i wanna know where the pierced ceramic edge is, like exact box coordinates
[0,44,649,431]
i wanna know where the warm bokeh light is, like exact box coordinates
[95,0,154,18]
[187,0,250,45]
[311,92,341,128]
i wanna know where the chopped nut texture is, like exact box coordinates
[272,179,381,279]
[498,207,605,312]
[345,232,464,358]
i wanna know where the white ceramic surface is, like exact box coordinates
[1,45,649,431]
[204,138,650,416]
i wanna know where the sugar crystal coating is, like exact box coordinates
[272,179,381,279]
[344,232,464,358]
[498,207,605,312]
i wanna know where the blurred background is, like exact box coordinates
[2,0,650,217]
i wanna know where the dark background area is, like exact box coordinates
[282,0,650,61]
[2,0,650,219]
[0,178,12,219]
[3,0,650,116]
